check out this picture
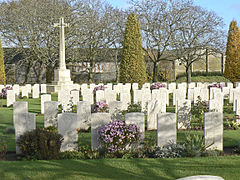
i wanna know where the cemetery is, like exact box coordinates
[1,81,240,179]
[1,0,240,179]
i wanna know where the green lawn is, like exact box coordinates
[0,156,240,180]
[176,75,230,83]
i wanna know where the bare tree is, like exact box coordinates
[0,0,75,83]
[73,0,125,82]
[129,0,189,82]
[171,2,226,83]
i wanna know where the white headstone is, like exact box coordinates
[58,112,79,151]
[142,83,150,90]
[147,100,161,130]
[173,88,186,106]
[82,89,94,104]
[91,113,111,150]
[32,84,40,98]
[204,112,223,151]
[7,90,15,107]
[13,84,20,96]
[106,83,113,90]
[40,84,47,94]
[132,83,138,91]
[77,101,91,130]
[125,112,145,138]
[58,89,71,112]
[176,99,191,129]
[15,112,35,154]
[209,92,223,113]
[168,82,176,93]
[26,84,32,94]
[89,83,96,91]
[141,89,151,111]
[81,83,88,91]
[109,101,123,120]
[133,90,143,104]
[120,92,131,110]
[157,113,176,147]
[71,90,79,105]
[21,86,29,98]
[188,82,195,89]
[104,89,116,104]
[41,94,52,114]
[96,90,105,102]
[44,101,58,128]
[13,101,28,126]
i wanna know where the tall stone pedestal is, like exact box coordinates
[47,68,73,93]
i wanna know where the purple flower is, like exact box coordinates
[93,85,106,93]
[208,83,224,89]
[94,101,109,113]
[98,119,142,153]
[0,86,12,99]
[150,82,166,90]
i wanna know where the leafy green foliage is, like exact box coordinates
[152,143,186,158]
[121,102,142,116]
[60,146,101,160]
[17,128,63,160]
[120,13,147,88]
[0,137,8,160]
[224,20,240,82]
[191,96,209,130]
[0,37,6,85]
[183,134,207,157]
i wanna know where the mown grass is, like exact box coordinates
[1,156,240,180]
[176,76,230,83]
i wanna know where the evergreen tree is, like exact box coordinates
[120,13,147,88]
[0,37,6,85]
[224,20,240,82]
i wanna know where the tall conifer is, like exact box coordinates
[120,13,147,88]
[224,20,240,82]
[0,37,6,85]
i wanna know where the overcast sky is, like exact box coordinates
[107,0,240,31]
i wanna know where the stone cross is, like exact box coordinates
[54,17,69,70]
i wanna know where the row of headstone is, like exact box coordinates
[14,98,223,154]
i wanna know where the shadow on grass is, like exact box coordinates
[1,156,240,180]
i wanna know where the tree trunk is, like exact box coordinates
[206,48,208,73]
[24,62,32,84]
[114,50,119,83]
[153,61,157,82]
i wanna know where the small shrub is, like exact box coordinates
[183,134,207,157]
[43,126,58,133]
[122,102,141,115]
[98,120,142,154]
[224,116,239,130]
[152,143,186,158]
[17,128,63,160]
[61,146,101,160]
[93,101,109,113]
[191,96,209,130]
[60,151,86,160]
[201,150,221,157]
[4,126,15,134]
[0,137,7,160]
